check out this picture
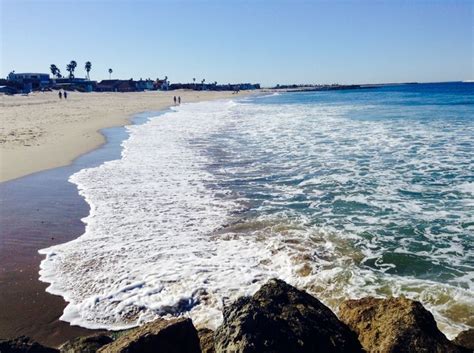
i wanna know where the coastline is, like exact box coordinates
[0,112,151,346]
[0,92,256,347]
[1,86,471,348]
[0,90,257,183]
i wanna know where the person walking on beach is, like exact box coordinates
[178,96,181,105]
[64,91,68,100]
[173,96,177,105]
[58,91,62,99]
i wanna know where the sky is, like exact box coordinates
[1,0,472,86]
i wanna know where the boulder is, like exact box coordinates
[60,334,113,353]
[197,328,215,353]
[339,296,469,353]
[97,317,200,353]
[0,336,59,353]
[453,329,474,351]
[214,278,363,353]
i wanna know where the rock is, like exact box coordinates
[339,296,469,353]
[453,329,474,351]
[214,278,363,353]
[97,317,201,353]
[197,328,215,353]
[60,334,113,353]
[0,336,59,353]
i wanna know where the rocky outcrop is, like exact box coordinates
[60,334,113,353]
[97,317,200,353]
[214,278,363,353]
[453,329,474,351]
[0,336,59,353]
[339,296,469,353]
[197,328,215,353]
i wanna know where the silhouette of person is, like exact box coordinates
[64,91,68,99]
[178,96,181,105]
[58,91,62,99]
[173,96,177,105]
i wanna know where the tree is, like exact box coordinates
[50,64,62,78]
[66,60,77,80]
[50,64,58,77]
[108,68,113,79]
[201,78,205,90]
[85,61,92,80]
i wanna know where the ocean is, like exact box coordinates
[39,82,473,337]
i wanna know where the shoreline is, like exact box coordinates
[0,112,149,346]
[0,90,258,183]
[0,93,256,346]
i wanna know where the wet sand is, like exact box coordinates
[0,118,137,346]
[0,91,257,346]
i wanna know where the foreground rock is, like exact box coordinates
[339,296,469,353]
[98,317,200,353]
[0,336,58,353]
[453,329,474,351]
[215,278,363,353]
[60,334,113,353]
[197,328,215,353]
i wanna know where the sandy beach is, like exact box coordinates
[0,91,258,346]
[0,90,255,183]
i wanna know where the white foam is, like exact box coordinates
[38,97,473,338]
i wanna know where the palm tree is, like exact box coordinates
[50,64,58,77]
[50,64,62,78]
[66,60,77,80]
[108,68,113,79]
[193,77,196,89]
[85,61,92,80]
[201,78,205,90]
[66,64,73,79]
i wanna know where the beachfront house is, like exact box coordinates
[7,72,50,93]
[53,77,95,92]
[135,79,154,91]
[155,78,169,90]
[96,79,137,92]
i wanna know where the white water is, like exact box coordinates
[39,98,473,337]
[39,101,298,330]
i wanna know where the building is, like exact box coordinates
[96,79,136,92]
[8,72,50,85]
[155,78,169,90]
[53,78,95,92]
[135,79,154,91]
[7,72,51,93]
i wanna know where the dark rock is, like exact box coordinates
[0,336,59,353]
[453,329,474,351]
[60,334,113,353]
[214,278,363,353]
[197,328,215,353]
[339,296,469,353]
[97,317,201,353]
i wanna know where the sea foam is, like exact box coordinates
[39,96,473,337]
[39,100,300,330]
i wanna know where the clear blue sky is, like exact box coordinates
[1,0,472,86]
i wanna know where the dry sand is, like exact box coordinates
[0,90,256,183]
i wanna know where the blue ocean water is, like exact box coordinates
[39,82,473,336]
[220,82,473,282]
